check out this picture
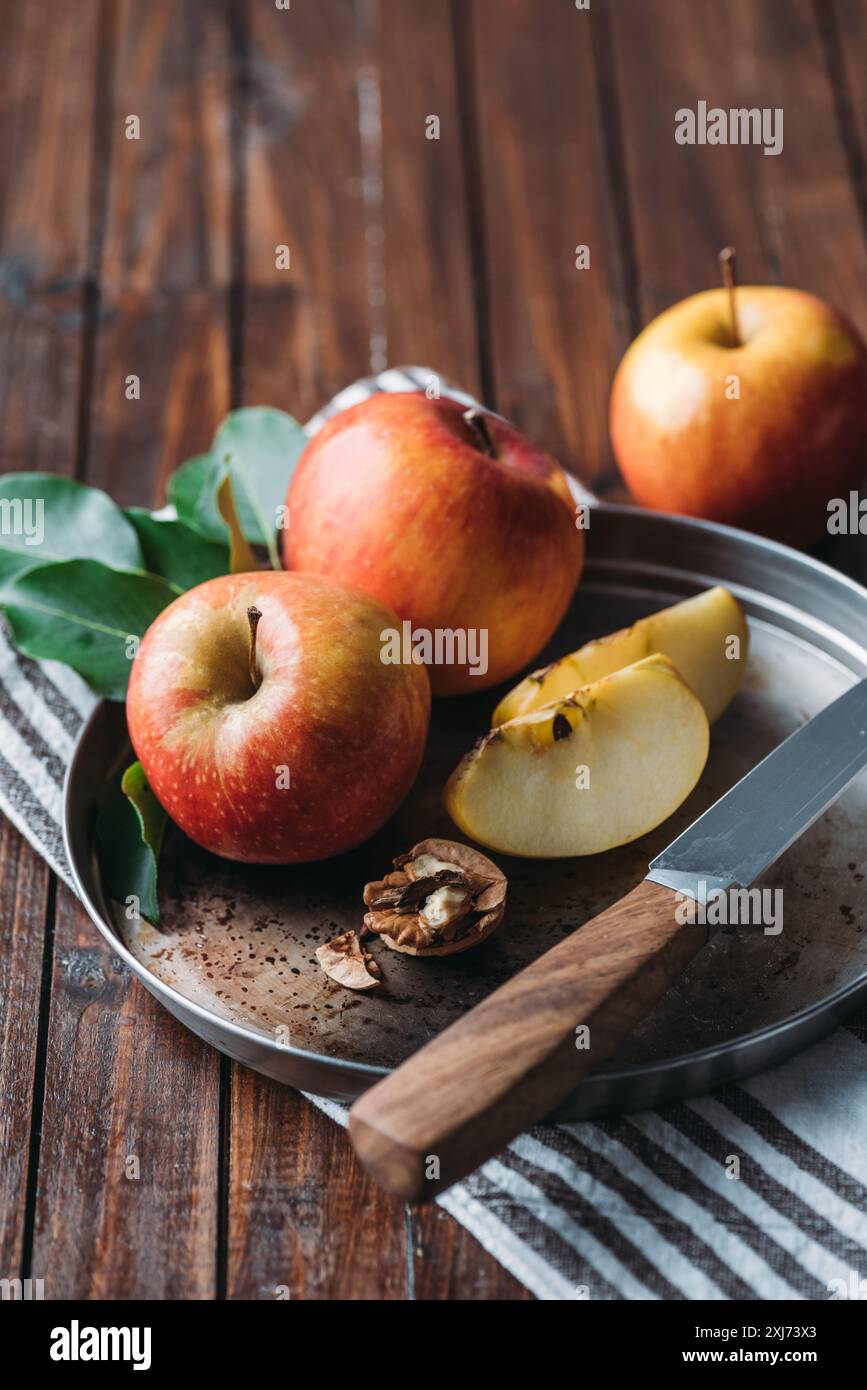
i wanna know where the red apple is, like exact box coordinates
[610,282,867,547]
[282,393,584,695]
[126,572,430,864]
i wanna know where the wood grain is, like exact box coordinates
[608,0,867,324]
[826,0,867,232]
[467,0,633,488]
[85,0,233,504]
[410,1204,533,1299]
[378,0,482,391]
[241,0,372,420]
[0,0,99,475]
[30,887,221,1298]
[0,0,100,1285]
[350,881,704,1201]
[814,0,867,587]
[225,1073,409,1300]
[0,824,51,1276]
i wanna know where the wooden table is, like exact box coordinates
[2,0,867,1300]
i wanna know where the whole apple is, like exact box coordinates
[610,285,867,547]
[282,393,584,695]
[126,572,430,864]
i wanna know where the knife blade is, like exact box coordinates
[648,676,867,902]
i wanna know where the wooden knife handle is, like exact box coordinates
[349,879,704,1201]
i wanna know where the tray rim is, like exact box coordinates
[63,502,867,1105]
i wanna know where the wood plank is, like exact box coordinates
[0,0,100,1283]
[377,0,481,391]
[0,824,51,1276]
[88,293,230,505]
[816,0,867,587]
[30,886,221,1298]
[410,1205,533,1300]
[468,0,633,489]
[226,1075,408,1300]
[245,0,480,405]
[608,0,867,324]
[225,1077,531,1300]
[0,0,99,475]
[85,0,233,505]
[241,0,372,421]
[807,0,867,257]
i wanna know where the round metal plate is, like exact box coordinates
[64,505,867,1118]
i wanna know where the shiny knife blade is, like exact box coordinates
[648,677,867,900]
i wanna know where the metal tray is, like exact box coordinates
[64,505,867,1119]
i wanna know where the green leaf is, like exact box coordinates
[167,452,227,545]
[125,507,229,590]
[169,409,308,568]
[0,559,176,699]
[96,760,167,926]
[214,408,306,567]
[0,473,144,593]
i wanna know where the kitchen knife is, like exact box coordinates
[349,678,867,1201]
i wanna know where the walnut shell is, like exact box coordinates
[362,838,507,957]
[316,931,382,990]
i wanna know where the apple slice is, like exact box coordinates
[493,586,747,727]
[445,654,709,858]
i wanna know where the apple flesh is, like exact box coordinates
[282,392,584,695]
[126,572,431,864]
[444,655,709,858]
[493,586,748,726]
[610,286,867,547]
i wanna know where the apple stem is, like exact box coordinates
[463,407,497,458]
[247,606,262,690]
[718,246,741,348]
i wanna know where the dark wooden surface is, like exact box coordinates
[2,0,866,1300]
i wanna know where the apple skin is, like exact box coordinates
[610,286,867,547]
[282,393,584,695]
[126,572,431,864]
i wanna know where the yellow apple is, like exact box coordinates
[444,655,709,858]
[493,586,747,726]
[610,284,867,547]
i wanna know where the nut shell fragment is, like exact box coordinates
[362,838,507,957]
[316,931,382,990]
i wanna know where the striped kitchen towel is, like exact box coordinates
[2,365,866,1302]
